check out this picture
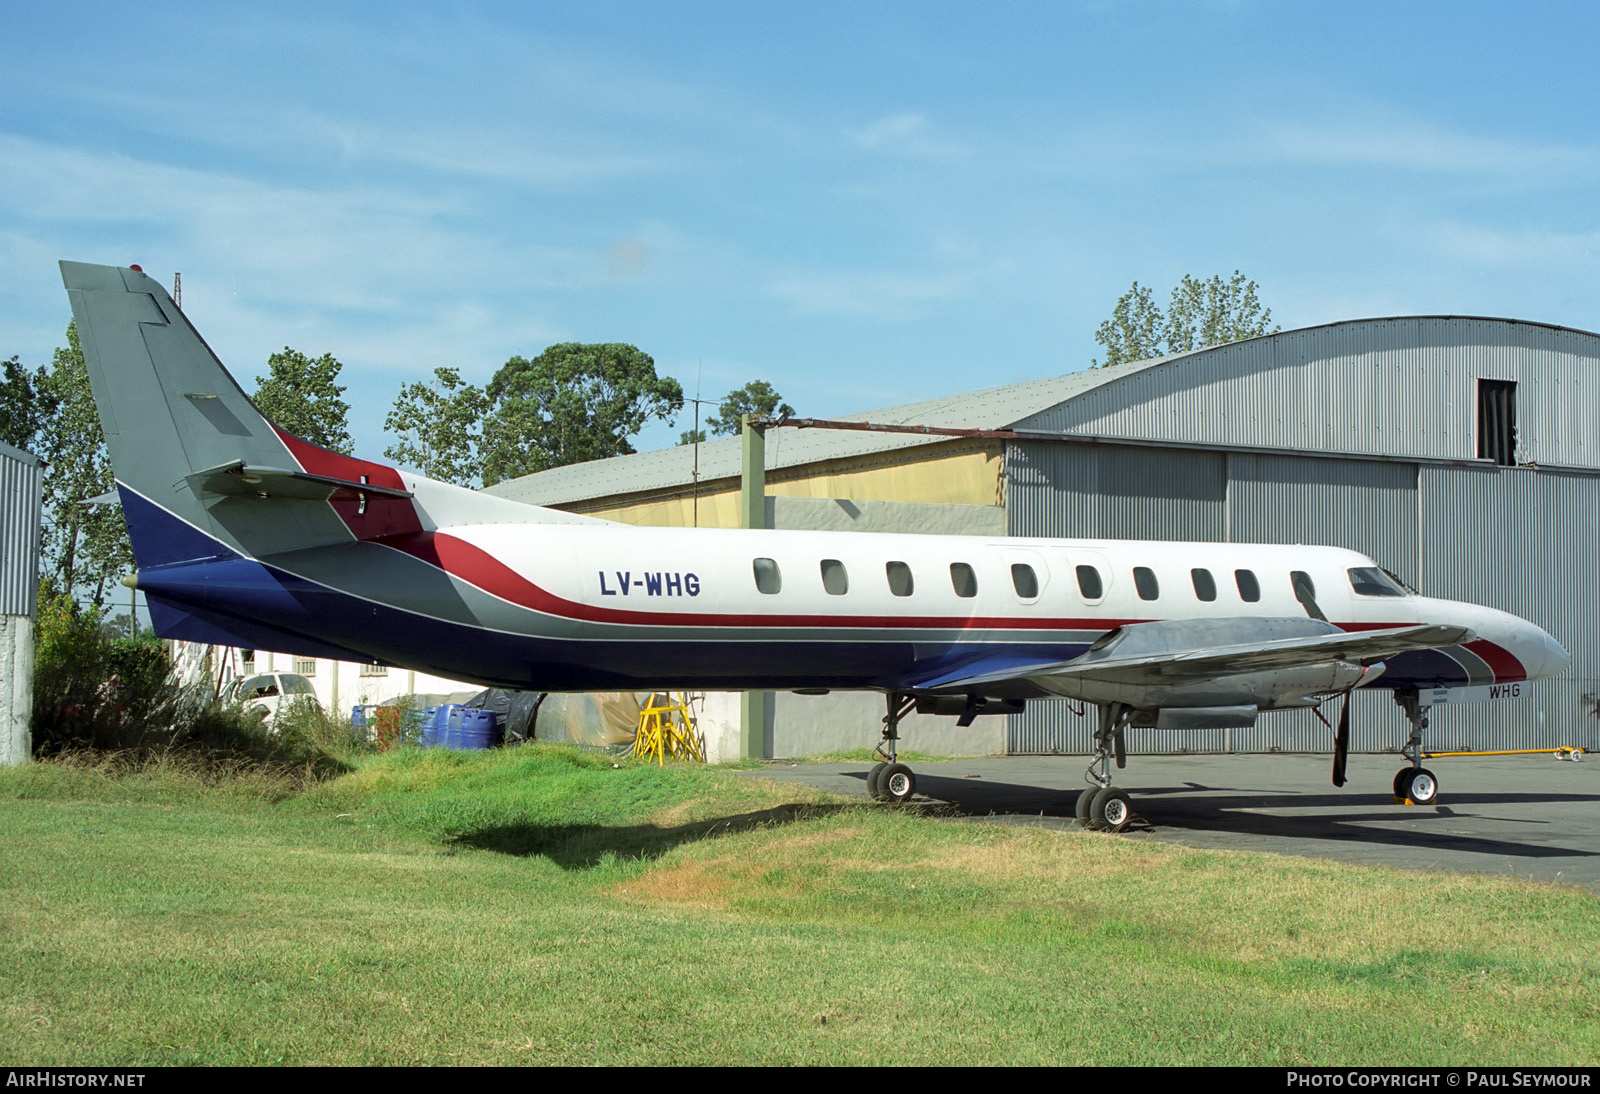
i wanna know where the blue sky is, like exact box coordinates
[4,1,1598,461]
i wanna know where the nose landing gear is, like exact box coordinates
[1393,690,1440,805]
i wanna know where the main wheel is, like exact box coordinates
[1402,767,1439,805]
[882,763,917,803]
[866,762,889,801]
[1075,787,1098,827]
[1089,787,1133,833]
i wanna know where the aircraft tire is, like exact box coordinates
[882,763,916,803]
[1404,768,1439,805]
[1393,769,1410,799]
[867,762,889,801]
[1075,788,1097,826]
[1089,787,1133,833]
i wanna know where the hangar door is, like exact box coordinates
[1004,442,1422,756]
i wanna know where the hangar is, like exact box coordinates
[485,316,1600,760]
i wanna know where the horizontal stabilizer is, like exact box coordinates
[186,460,414,502]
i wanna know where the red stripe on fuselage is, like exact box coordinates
[1465,639,1527,682]
[377,529,1140,632]
[1336,621,1526,683]
[353,523,1538,673]
[272,427,423,539]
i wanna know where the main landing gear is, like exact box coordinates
[1075,703,1137,833]
[1393,689,1440,805]
[867,692,919,803]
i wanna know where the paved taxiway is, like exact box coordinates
[740,753,1599,889]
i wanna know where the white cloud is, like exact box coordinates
[766,268,972,319]
[1417,220,1600,268]
[1261,116,1599,182]
[847,112,964,158]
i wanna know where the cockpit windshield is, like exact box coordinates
[1347,566,1408,597]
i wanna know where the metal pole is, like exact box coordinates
[739,414,768,759]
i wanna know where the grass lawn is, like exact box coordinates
[1,745,1596,1066]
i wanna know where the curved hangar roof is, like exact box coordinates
[484,315,1600,508]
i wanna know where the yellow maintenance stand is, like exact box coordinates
[632,692,706,764]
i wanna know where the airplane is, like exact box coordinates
[60,260,1571,831]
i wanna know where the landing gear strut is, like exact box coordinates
[1393,689,1440,805]
[1076,703,1136,832]
[867,692,918,803]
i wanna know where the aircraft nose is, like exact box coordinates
[1535,627,1571,680]
[1510,616,1571,681]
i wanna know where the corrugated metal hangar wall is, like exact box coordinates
[1005,317,1600,758]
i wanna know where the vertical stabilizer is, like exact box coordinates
[59,261,405,566]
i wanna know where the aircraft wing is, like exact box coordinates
[909,622,1473,692]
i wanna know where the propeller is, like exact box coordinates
[1331,689,1350,787]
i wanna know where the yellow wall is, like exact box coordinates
[562,438,1004,528]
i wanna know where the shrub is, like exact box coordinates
[28,584,353,779]
[30,588,183,754]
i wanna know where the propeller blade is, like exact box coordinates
[1331,691,1350,787]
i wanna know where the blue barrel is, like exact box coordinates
[419,705,444,747]
[446,707,501,749]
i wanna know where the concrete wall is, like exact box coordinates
[768,690,1005,758]
[1,616,31,766]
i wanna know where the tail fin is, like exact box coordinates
[60,261,417,568]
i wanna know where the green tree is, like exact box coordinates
[253,348,353,454]
[383,367,491,487]
[480,343,682,485]
[706,380,795,437]
[34,324,133,607]
[0,355,53,451]
[1092,271,1278,368]
[1163,271,1278,354]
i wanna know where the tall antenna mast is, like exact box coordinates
[691,361,703,527]
[172,272,182,308]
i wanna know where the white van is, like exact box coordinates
[222,672,321,730]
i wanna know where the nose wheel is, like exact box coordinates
[1394,766,1439,805]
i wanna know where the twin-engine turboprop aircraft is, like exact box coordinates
[60,261,1570,831]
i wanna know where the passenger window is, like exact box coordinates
[886,561,914,597]
[1010,563,1039,599]
[1191,568,1217,602]
[1235,569,1260,602]
[1075,564,1103,600]
[753,557,782,594]
[820,559,849,595]
[949,562,978,598]
[1133,566,1159,601]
